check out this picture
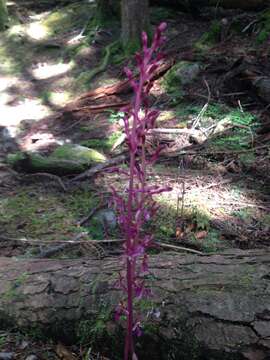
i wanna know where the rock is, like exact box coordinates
[25,355,38,360]
[0,353,14,360]
[19,119,36,131]
[95,209,117,229]
[173,61,201,85]
[253,78,270,103]
[0,127,19,154]
[7,144,107,175]
[52,144,107,164]
[19,340,29,350]
[162,61,201,97]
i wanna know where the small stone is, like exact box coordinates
[25,355,38,360]
[0,353,14,360]
[95,209,117,229]
[19,340,29,350]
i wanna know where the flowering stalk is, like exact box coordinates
[112,23,169,360]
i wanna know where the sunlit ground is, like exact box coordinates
[0,2,97,133]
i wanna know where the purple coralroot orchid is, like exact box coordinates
[111,23,170,360]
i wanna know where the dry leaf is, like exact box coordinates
[194,230,208,240]
[56,343,78,360]
[175,226,184,239]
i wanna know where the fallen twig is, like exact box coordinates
[166,144,269,157]
[0,235,123,245]
[158,242,203,255]
[22,172,67,192]
[67,101,130,113]
[77,203,105,226]
[70,154,126,183]
[36,232,86,258]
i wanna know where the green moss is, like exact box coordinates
[0,333,7,350]
[195,20,221,51]
[0,0,8,31]
[52,144,106,163]
[0,186,99,241]
[150,6,176,23]
[80,132,122,151]
[7,152,87,174]
[41,3,94,36]
[257,10,270,44]
[76,40,118,89]
[76,305,121,357]
[161,61,201,104]
[3,273,28,301]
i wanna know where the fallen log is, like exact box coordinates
[0,249,270,359]
[73,59,174,103]
[7,145,107,176]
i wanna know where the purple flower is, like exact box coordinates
[111,23,169,360]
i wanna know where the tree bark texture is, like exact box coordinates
[0,249,270,359]
[121,0,150,48]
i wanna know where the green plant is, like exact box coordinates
[0,333,7,350]
[203,230,222,252]
[195,20,221,49]
[191,208,210,231]
[77,306,113,346]
[108,110,125,124]
[256,10,270,44]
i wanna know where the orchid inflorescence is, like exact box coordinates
[111,23,170,360]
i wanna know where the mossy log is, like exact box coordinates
[7,145,107,175]
[0,249,270,359]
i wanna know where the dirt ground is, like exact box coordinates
[0,0,270,359]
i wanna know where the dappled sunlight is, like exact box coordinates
[49,91,72,106]
[150,165,269,249]
[31,61,74,80]
[0,98,52,127]
[0,75,17,92]
[26,21,50,40]
[7,22,50,41]
[155,171,269,216]
[22,131,70,152]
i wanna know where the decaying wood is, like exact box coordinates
[0,249,270,359]
[70,59,174,105]
[67,101,130,114]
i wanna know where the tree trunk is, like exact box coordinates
[0,0,8,31]
[121,0,150,50]
[0,249,270,359]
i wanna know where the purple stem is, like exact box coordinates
[125,69,144,360]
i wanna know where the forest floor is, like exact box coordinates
[0,0,270,359]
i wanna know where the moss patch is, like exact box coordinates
[0,186,100,241]
[52,144,107,163]
[257,10,270,44]
[195,20,222,52]
[161,61,201,104]
[80,132,122,152]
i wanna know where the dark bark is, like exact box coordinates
[121,0,150,49]
[0,249,270,359]
[149,0,266,10]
